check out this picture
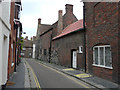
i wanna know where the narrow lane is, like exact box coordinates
[26,59,94,88]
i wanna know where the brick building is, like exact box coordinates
[36,4,78,63]
[84,2,120,84]
[52,20,85,70]
[35,18,51,59]
[21,36,33,58]
[8,1,22,79]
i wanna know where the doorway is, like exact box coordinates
[72,50,77,69]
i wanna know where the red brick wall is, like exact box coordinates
[85,2,119,83]
[8,2,16,78]
[93,66,112,80]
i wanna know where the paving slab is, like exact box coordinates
[6,61,25,89]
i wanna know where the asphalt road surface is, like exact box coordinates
[26,59,95,89]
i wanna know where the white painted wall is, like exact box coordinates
[0,0,11,87]
[33,44,36,58]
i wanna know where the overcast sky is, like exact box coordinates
[20,0,83,39]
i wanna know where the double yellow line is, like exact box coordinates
[25,61,41,90]
[38,62,90,88]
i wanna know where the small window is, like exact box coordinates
[22,48,26,50]
[21,53,24,56]
[11,44,14,67]
[79,46,83,53]
[14,3,21,19]
[93,45,112,69]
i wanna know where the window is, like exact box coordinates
[21,53,24,56]
[11,44,14,67]
[29,53,31,56]
[79,46,83,53]
[22,48,26,50]
[17,27,20,38]
[93,45,112,69]
[14,3,21,20]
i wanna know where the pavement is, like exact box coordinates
[5,59,37,89]
[4,58,120,89]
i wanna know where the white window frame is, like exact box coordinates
[15,3,21,19]
[21,52,24,56]
[93,45,113,69]
[79,46,83,53]
[17,27,20,38]
[11,44,14,67]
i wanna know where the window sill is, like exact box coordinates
[92,64,113,69]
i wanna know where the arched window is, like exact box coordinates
[93,45,112,69]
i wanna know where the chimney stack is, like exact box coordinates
[25,36,28,40]
[65,4,73,14]
[38,18,41,24]
[57,10,63,34]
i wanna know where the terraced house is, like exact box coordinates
[8,0,22,79]
[0,0,23,88]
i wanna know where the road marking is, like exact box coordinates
[37,62,90,88]
[25,61,41,90]
[63,68,75,71]
[74,74,92,78]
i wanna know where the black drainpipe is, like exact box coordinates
[14,23,18,72]
[83,2,86,72]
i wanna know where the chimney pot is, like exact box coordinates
[25,36,28,40]
[59,10,62,13]
[65,4,73,14]
[38,18,41,24]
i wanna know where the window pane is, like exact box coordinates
[100,47,104,65]
[95,48,98,65]
[105,47,111,67]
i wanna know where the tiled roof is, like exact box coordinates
[53,19,83,40]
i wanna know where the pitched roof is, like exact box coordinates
[53,19,83,40]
